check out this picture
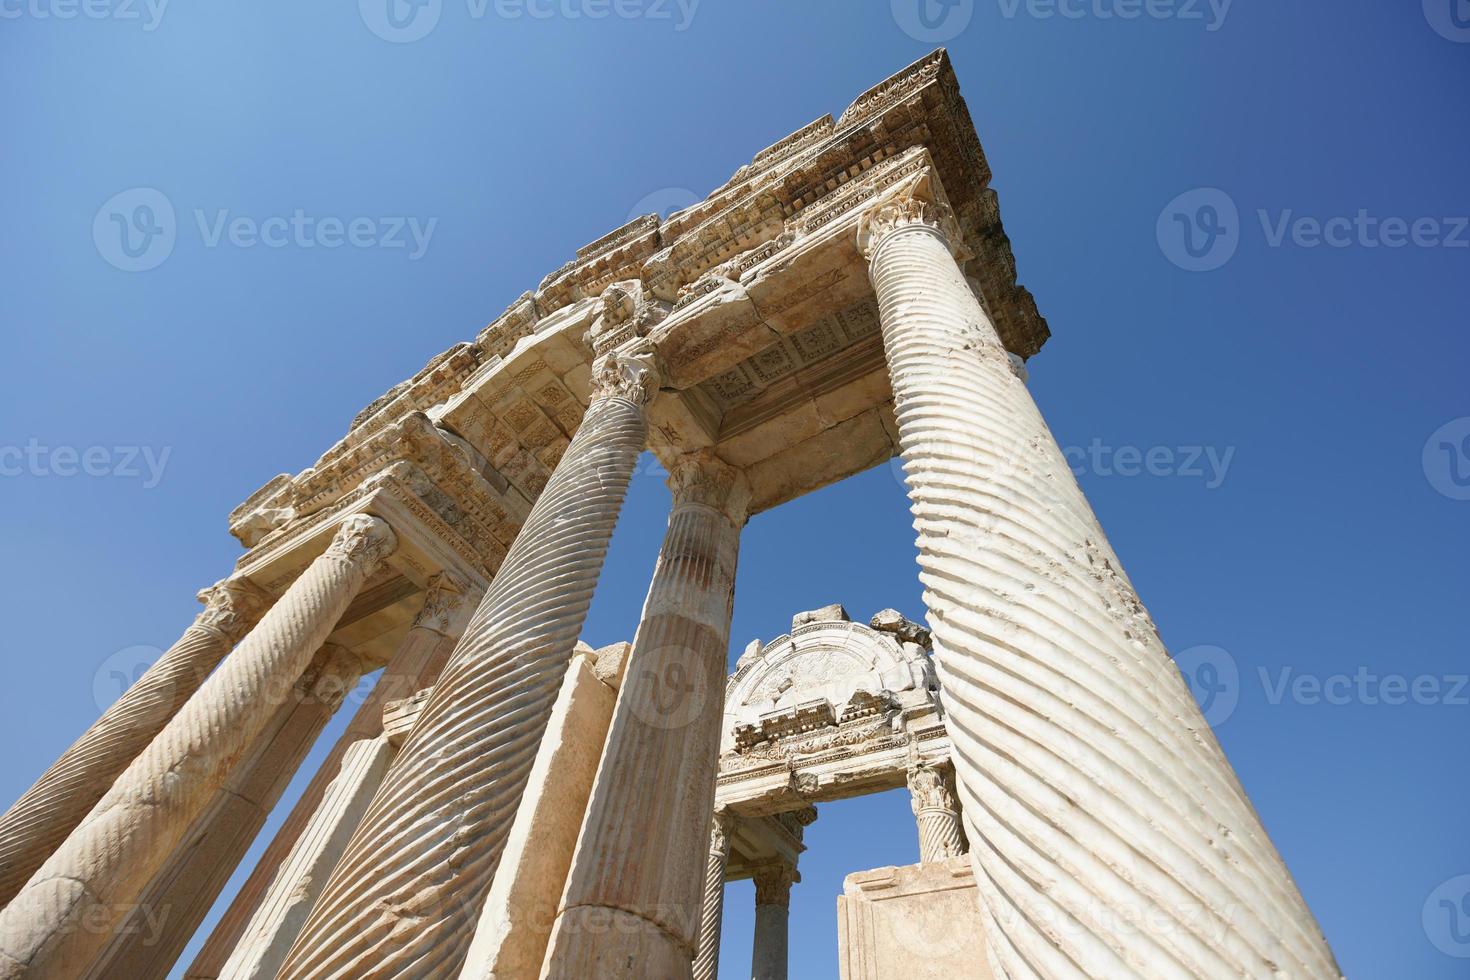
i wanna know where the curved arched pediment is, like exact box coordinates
[722,608,936,754]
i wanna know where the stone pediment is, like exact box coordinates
[722,606,937,756]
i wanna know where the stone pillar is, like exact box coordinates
[0,514,396,979]
[278,347,657,980]
[188,572,476,980]
[542,451,748,979]
[457,642,627,980]
[858,187,1341,979]
[0,576,269,907]
[749,863,795,980]
[691,811,735,980]
[906,762,966,862]
[83,643,371,980]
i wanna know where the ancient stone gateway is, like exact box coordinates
[0,50,1341,980]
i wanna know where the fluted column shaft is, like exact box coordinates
[83,643,371,980]
[0,514,395,979]
[907,762,966,862]
[278,348,657,980]
[0,577,269,907]
[188,573,476,980]
[749,863,794,980]
[691,811,734,980]
[542,451,748,979]
[859,190,1340,980]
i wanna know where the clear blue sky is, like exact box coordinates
[1,1,1466,976]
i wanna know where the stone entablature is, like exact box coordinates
[226,49,1047,586]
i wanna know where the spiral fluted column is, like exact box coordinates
[278,347,657,980]
[0,514,395,979]
[0,576,269,908]
[190,572,477,980]
[859,189,1340,980]
[691,810,734,980]
[907,762,966,862]
[542,450,747,979]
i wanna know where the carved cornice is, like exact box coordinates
[324,514,397,567]
[193,577,272,645]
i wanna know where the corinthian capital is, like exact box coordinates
[591,341,662,405]
[324,514,397,566]
[412,571,477,636]
[194,576,272,645]
[710,808,737,857]
[856,187,965,261]
[906,761,958,814]
[667,450,752,525]
[751,862,798,908]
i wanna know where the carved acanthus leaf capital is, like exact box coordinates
[590,342,662,406]
[751,862,799,908]
[412,571,477,636]
[856,187,966,262]
[906,761,958,815]
[194,576,271,645]
[667,450,751,525]
[324,514,397,567]
[710,808,737,857]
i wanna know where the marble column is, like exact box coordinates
[83,643,372,980]
[749,863,795,980]
[906,762,966,862]
[188,572,476,980]
[457,642,626,980]
[542,450,748,979]
[0,514,396,979]
[859,187,1341,979]
[691,810,735,980]
[0,576,269,907]
[278,346,657,980]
